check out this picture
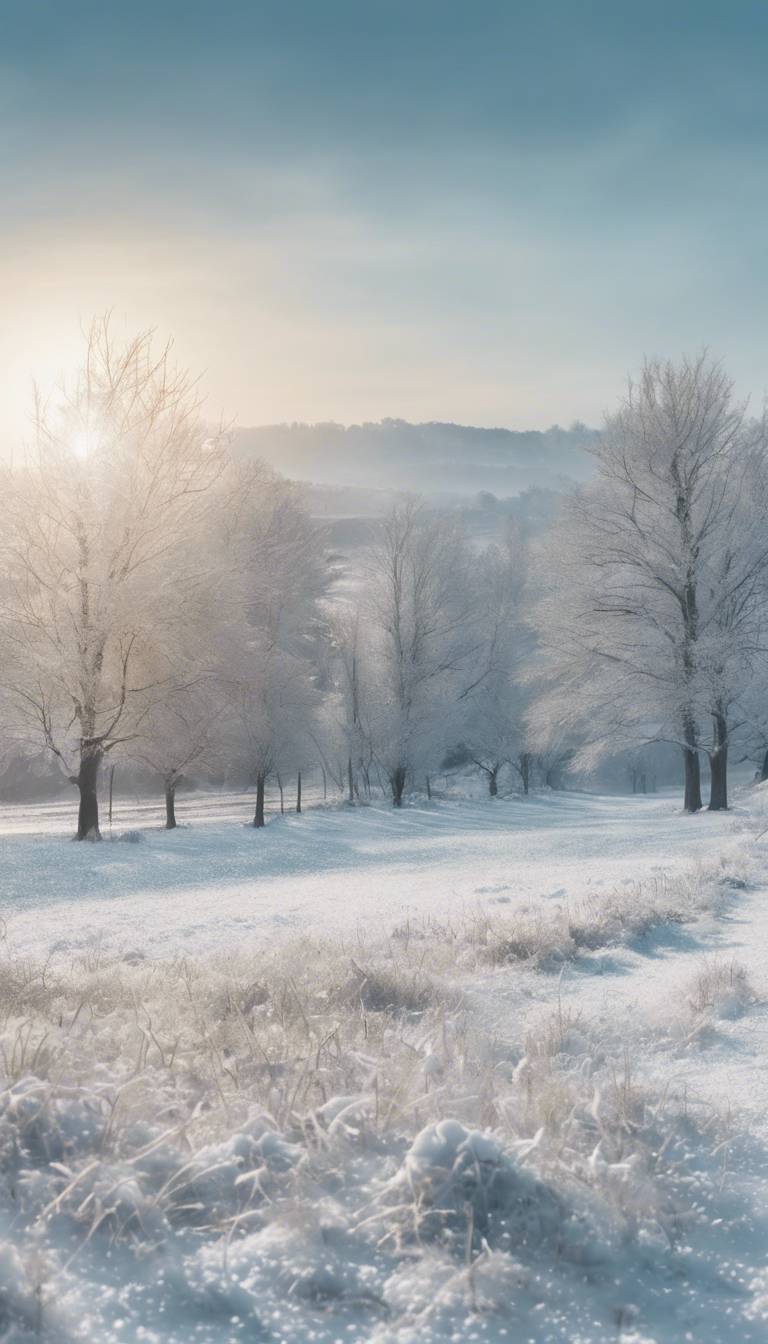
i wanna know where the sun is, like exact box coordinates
[70,427,101,460]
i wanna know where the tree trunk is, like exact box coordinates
[165,779,177,830]
[108,764,115,828]
[277,772,284,814]
[682,720,702,813]
[347,756,354,804]
[640,772,647,794]
[322,765,327,800]
[296,770,302,813]
[75,746,103,840]
[425,774,431,799]
[391,765,406,807]
[520,753,530,795]
[708,710,728,811]
[676,471,702,814]
[253,772,266,827]
[488,766,498,797]
[761,749,768,784]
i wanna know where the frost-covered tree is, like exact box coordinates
[131,678,224,828]
[214,467,329,825]
[0,319,227,838]
[533,355,767,812]
[693,439,768,807]
[462,523,532,796]
[220,645,318,825]
[352,502,479,805]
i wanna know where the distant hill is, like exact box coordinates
[231,419,598,498]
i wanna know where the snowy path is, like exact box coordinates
[0,790,742,959]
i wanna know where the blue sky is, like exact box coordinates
[1,0,766,436]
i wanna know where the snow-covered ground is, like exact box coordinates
[2,788,768,1343]
[0,789,741,960]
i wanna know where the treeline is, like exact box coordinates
[0,326,765,838]
[231,417,597,495]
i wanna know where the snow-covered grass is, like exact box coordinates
[392,850,750,973]
[0,931,752,1344]
[1,788,768,1341]
[684,957,760,1021]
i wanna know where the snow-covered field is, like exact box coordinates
[0,789,742,959]
[2,788,768,1342]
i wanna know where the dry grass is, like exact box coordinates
[0,849,751,1340]
[685,957,758,1020]
[404,853,751,974]
[0,934,728,1229]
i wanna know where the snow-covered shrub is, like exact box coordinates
[685,957,758,1020]
[471,907,576,970]
[375,1117,561,1249]
[336,960,440,1015]
[568,862,732,949]
[109,829,143,844]
[523,1004,591,1061]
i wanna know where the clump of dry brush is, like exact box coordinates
[393,850,751,973]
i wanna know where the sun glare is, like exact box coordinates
[70,427,100,459]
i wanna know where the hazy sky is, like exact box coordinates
[2,0,767,441]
